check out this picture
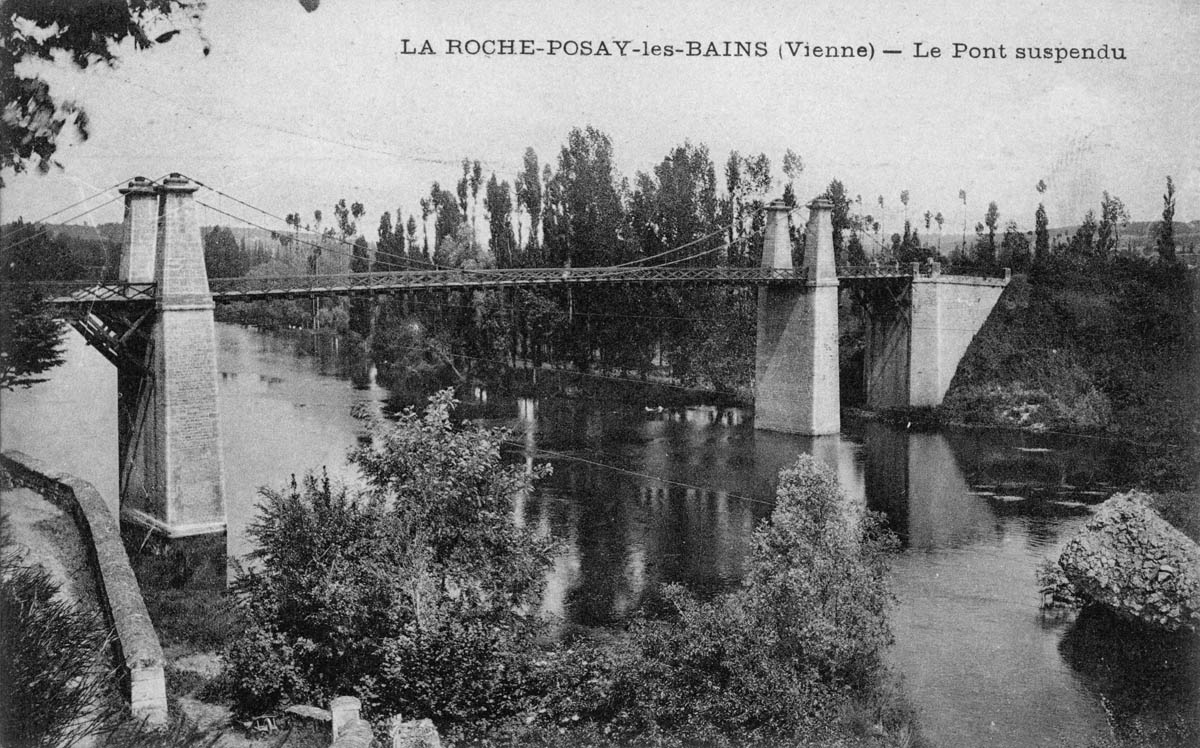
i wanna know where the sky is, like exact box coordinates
[3,0,1199,238]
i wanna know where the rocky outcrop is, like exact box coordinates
[1059,491,1200,632]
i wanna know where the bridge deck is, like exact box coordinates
[17,264,1008,306]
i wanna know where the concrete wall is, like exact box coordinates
[1,451,168,725]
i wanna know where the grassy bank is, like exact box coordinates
[939,254,1198,489]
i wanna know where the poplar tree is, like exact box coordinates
[515,148,542,257]
[1034,179,1050,261]
[1157,176,1177,262]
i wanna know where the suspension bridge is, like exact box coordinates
[5,174,1008,537]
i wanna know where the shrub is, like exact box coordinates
[0,546,121,747]
[528,455,901,745]
[226,390,555,721]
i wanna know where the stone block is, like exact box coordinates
[331,696,362,740]
[388,717,442,748]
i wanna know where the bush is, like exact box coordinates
[527,455,902,746]
[226,390,555,721]
[0,546,121,747]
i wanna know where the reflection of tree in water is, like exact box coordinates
[288,330,373,380]
[1058,607,1199,744]
[560,464,637,626]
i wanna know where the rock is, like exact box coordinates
[388,717,442,748]
[1059,491,1200,632]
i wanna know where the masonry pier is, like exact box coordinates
[754,199,841,434]
[116,175,226,537]
[860,265,1008,409]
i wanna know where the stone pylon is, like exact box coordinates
[754,199,841,434]
[120,174,226,536]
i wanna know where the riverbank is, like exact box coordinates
[937,256,1198,490]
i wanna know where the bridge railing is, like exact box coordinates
[206,266,815,299]
[10,263,1009,306]
[838,261,1009,280]
[3,280,157,304]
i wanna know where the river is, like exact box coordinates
[1,324,1194,747]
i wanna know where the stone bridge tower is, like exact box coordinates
[754,199,841,434]
[117,175,226,537]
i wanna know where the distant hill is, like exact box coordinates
[48,222,124,245]
[43,222,374,272]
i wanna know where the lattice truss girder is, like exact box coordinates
[66,303,155,374]
[12,263,1002,306]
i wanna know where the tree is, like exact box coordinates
[1157,176,1177,262]
[1,1,206,185]
[515,148,542,258]
[958,188,968,250]
[877,194,886,242]
[1096,191,1129,256]
[430,183,462,249]
[548,455,899,745]
[782,149,804,205]
[333,198,365,240]
[405,215,421,263]
[980,201,999,263]
[1069,209,1098,256]
[0,220,73,389]
[1000,220,1031,271]
[469,159,483,248]
[376,210,397,270]
[1034,203,1049,261]
[456,159,470,216]
[203,225,247,278]
[419,197,432,258]
[723,151,771,266]
[484,174,516,268]
[0,284,64,391]
[226,391,555,721]
[1033,179,1050,262]
[900,189,910,224]
[934,211,945,254]
[350,235,370,274]
[626,141,722,379]
[823,179,853,262]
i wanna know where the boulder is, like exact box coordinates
[1059,491,1200,632]
[388,717,442,748]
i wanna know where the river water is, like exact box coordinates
[1,324,1195,747]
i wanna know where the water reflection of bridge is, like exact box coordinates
[510,400,1123,624]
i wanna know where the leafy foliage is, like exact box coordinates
[526,455,900,746]
[0,283,64,390]
[227,390,555,720]
[1158,176,1177,263]
[0,219,115,388]
[1,0,204,183]
[0,546,121,747]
